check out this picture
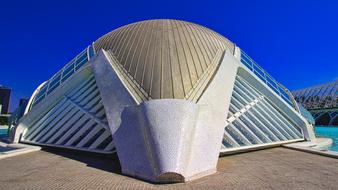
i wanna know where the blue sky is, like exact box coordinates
[1,0,337,110]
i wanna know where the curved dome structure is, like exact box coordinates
[94,20,234,100]
[10,19,320,184]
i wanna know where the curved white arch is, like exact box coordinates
[24,81,48,115]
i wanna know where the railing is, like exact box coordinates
[240,50,295,108]
[31,46,93,108]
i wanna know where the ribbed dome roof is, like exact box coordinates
[94,19,234,101]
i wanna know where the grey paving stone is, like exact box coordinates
[1,147,338,190]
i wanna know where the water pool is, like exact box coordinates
[315,126,338,151]
[0,128,8,138]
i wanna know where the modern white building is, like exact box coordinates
[10,19,319,183]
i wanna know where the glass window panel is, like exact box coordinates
[241,54,251,65]
[254,70,266,82]
[34,92,45,104]
[281,95,292,105]
[77,49,87,57]
[32,84,48,107]
[63,63,74,75]
[279,87,289,98]
[34,85,47,100]
[49,74,61,88]
[241,58,252,69]
[47,83,59,94]
[76,52,88,64]
[267,82,279,94]
[39,85,48,94]
[253,64,265,78]
[32,97,44,107]
[62,63,75,82]
[61,71,73,82]
[279,87,292,104]
[47,73,61,94]
[266,76,276,86]
[75,59,87,70]
[34,92,45,101]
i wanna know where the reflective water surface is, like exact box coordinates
[315,126,338,151]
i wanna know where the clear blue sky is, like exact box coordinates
[1,0,337,111]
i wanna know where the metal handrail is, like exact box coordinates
[30,46,94,108]
[240,50,295,108]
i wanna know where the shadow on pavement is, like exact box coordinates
[41,146,122,174]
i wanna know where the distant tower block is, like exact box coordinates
[0,86,11,114]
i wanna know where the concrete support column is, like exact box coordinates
[113,99,222,183]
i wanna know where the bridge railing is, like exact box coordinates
[240,51,297,110]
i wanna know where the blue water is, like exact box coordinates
[0,128,7,138]
[315,126,338,151]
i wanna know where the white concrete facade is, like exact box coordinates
[9,19,319,183]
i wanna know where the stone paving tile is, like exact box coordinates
[1,147,338,190]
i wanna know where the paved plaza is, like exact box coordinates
[1,147,338,190]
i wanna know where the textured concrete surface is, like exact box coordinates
[1,147,338,190]
[115,99,220,182]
